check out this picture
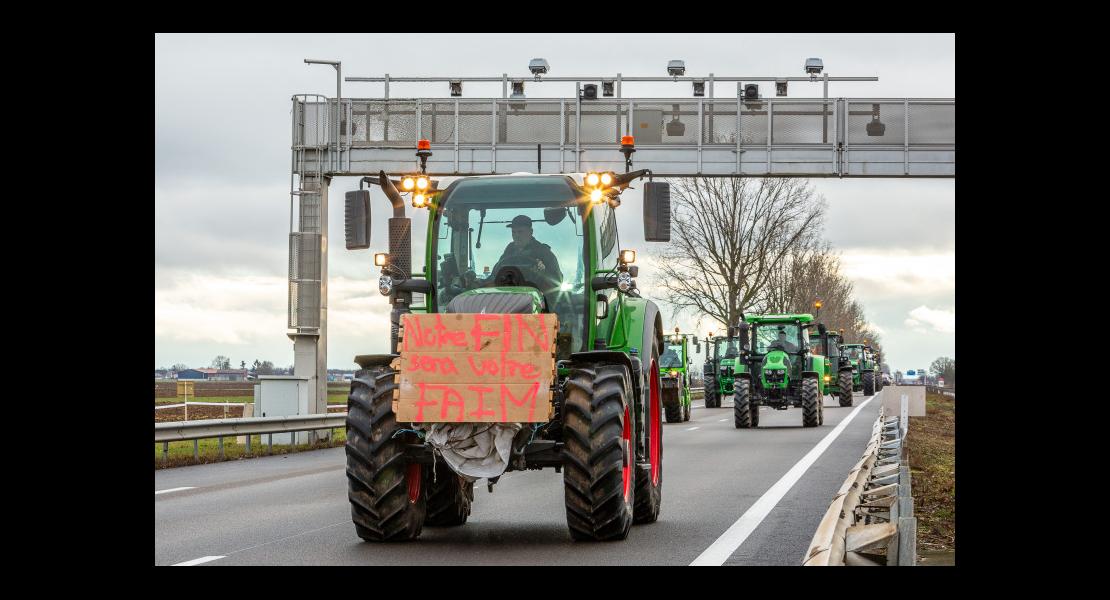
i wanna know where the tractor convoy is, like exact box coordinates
[341,140,887,543]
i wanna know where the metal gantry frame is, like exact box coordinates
[286,65,955,422]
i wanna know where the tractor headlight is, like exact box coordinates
[415,176,429,191]
[401,177,415,191]
[586,172,600,187]
[600,172,613,186]
[378,274,393,296]
[616,270,633,292]
[824,375,831,382]
[590,188,604,203]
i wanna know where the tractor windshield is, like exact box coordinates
[713,337,740,359]
[754,323,803,354]
[660,342,684,368]
[432,176,588,351]
[845,346,863,360]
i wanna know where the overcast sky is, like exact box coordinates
[155,33,954,375]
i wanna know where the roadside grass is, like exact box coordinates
[906,390,955,559]
[155,428,347,469]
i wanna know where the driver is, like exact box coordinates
[770,328,798,353]
[490,215,563,285]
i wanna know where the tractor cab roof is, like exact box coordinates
[744,314,814,324]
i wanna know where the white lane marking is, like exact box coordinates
[718,418,728,422]
[686,426,700,431]
[155,487,196,495]
[690,393,877,566]
[172,555,225,566]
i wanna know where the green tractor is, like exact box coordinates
[842,343,878,396]
[870,347,884,392]
[660,328,700,423]
[810,326,855,407]
[702,330,743,409]
[341,161,671,542]
[728,314,827,428]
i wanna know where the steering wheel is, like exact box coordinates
[489,257,561,290]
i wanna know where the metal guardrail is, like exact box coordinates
[803,408,917,566]
[155,413,347,463]
[926,385,954,397]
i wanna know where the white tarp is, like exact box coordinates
[421,422,522,482]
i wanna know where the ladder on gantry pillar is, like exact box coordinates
[288,95,330,442]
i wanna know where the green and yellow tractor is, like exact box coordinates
[342,156,672,542]
[702,330,743,409]
[660,328,700,423]
[728,314,827,428]
[842,342,878,396]
[810,326,855,407]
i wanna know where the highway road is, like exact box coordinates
[155,390,882,566]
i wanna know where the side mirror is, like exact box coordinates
[643,181,671,242]
[694,342,701,354]
[595,294,609,319]
[344,190,372,250]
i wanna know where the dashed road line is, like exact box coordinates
[685,426,700,431]
[156,487,196,495]
[173,555,225,566]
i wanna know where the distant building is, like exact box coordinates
[175,368,250,381]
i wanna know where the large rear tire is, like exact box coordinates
[703,382,717,408]
[634,340,663,524]
[875,372,883,391]
[863,371,875,396]
[345,367,426,542]
[424,460,473,527]
[682,396,691,422]
[733,378,753,429]
[563,363,636,541]
[801,376,820,428]
[838,371,854,407]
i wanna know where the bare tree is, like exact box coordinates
[651,177,826,330]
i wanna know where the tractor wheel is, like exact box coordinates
[423,459,473,527]
[876,373,883,391]
[838,371,854,407]
[801,376,820,427]
[634,339,663,524]
[751,400,760,427]
[345,367,426,542]
[682,398,691,422]
[863,371,875,396]
[665,401,682,423]
[733,378,753,429]
[563,363,636,540]
[818,393,825,426]
[703,384,716,408]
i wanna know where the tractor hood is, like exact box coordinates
[444,286,545,314]
[762,350,789,371]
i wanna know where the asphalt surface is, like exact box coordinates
[155,390,883,565]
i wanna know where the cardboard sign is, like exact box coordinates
[392,313,558,423]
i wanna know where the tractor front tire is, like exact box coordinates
[682,398,691,422]
[563,363,636,541]
[665,400,682,423]
[703,383,717,408]
[345,367,426,542]
[863,371,875,396]
[424,460,473,527]
[801,376,820,427]
[875,373,883,391]
[838,371,854,407]
[733,378,754,429]
[634,339,664,524]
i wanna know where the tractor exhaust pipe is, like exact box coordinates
[369,171,412,354]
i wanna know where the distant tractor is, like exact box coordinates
[660,329,700,423]
[810,325,855,407]
[728,314,827,428]
[842,343,878,395]
[702,329,743,408]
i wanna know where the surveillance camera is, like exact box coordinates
[528,58,550,76]
[667,60,686,77]
[804,57,824,75]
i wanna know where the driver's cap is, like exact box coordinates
[507,215,533,229]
